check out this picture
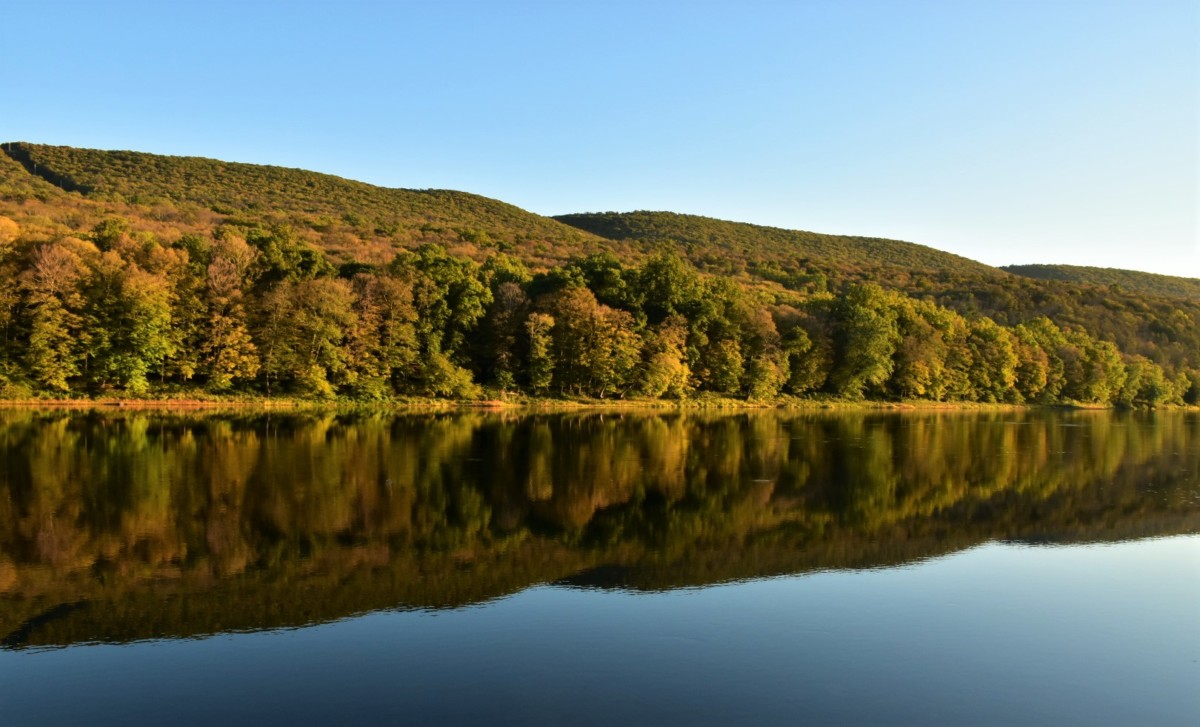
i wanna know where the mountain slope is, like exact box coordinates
[1,142,1197,381]
[1003,264,1200,302]
[555,210,1004,281]
[1,141,608,266]
[0,144,69,202]
[555,211,1200,371]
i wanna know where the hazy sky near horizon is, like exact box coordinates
[5,0,1198,277]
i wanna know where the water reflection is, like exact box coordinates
[0,408,1196,648]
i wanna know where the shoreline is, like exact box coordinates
[0,396,1189,413]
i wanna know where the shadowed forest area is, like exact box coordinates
[1,409,1196,648]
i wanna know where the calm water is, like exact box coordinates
[0,409,1197,725]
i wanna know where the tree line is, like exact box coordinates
[556,211,1200,374]
[0,215,1195,406]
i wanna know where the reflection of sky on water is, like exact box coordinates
[4,537,1197,726]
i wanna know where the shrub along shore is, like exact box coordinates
[0,395,1181,413]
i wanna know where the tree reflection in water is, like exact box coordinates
[0,408,1196,647]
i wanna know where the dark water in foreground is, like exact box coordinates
[0,409,1197,725]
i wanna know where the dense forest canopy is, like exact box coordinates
[0,142,607,267]
[0,142,1196,405]
[1002,264,1200,302]
[554,211,1200,374]
[554,210,1004,279]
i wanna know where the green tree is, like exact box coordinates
[777,304,832,395]
[1016,318,1069,402]
[1181,369,1200,406]
[248,225,334,286]
[702,338,744,394]
[345,273,419,399]
[831,284,899,399]
[1061,333,1126,404]
[0,218,20,372]
[745,351,788,400]
[90,217,130,251]
[640,314,692,398]
[407,245,492,362]
[201,235,260,391]
[637,250,702,324]
[20,241,90,391]
[966,318,1018,402]
[80,251,175,394]
[687,277,752,395]
[541,286,641,398]
[1117,356,1173,408]
[1011,326,1051,403]
[253,278,356,397]
[479,281,529,391]
[569,252,639,313]
[890,298,963,400]
[525,312,555,395]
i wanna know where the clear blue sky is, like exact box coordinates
[5,0,1197,276]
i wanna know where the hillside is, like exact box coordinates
[557,211,1200,372]
[1,142,609,266]
[1003,264,1200,302]
[0,142,1196,403]
[556,210,1004,282]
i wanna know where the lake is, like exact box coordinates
[1,408,1197,725]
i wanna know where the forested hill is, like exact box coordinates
[1003,264,1200,302]
[0,141,1197,404]
[1,141,607,267]
[557,210,1200,373]
[555,210,1004,281]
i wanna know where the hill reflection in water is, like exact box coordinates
[0,408,1196,648]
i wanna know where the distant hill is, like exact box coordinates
[556,210,1003,281]
[1003,264,1200,302]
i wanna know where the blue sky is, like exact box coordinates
[4,0,1197,276]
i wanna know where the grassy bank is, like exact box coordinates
[0,393,1176,412]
